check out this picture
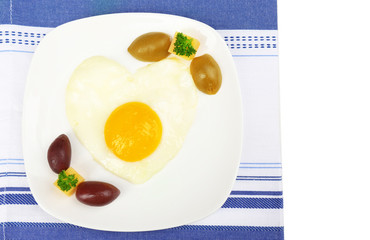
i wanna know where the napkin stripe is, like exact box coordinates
[2,222,283,240]
[1,159,281,164]
[0,159,24,161]
[0,32,277,41]
[0,27,278,57]
[0,160,283,168]
[0,187,30,192]
[0,31,46,38]
[240,162,281,164]
[0,194,37,205]
[0,172,25,175]
[0,163,24,165]
[180,225,283,231]
[239,166,282,169]
[223,197,283,209]
[1,172,283,181]
[230,191,282,196]
[224,35,277,42]
[237,176,281,178]
[0,194,282,209]
[237,176,282,180]
[0,164,283,169]
[236,178,281,181]
[0,172,26,177]
[0,50,279,57]
[1,35,279,49]
[0,188,283,196]
[0,173,26,177]
[0,49,34,53]
[2,222,283,231]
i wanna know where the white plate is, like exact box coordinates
[23,13,242,232]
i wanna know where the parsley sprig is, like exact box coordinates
[173,32,197,57]
[57,170,78,192]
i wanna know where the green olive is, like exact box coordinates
[128,32,171,62]
[190,54,222,95]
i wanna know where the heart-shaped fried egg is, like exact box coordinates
[66,56,198,184]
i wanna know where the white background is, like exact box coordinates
[279,1,370,239]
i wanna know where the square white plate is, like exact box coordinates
[23,13,242,232]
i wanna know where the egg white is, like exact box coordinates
[66,56,198,184]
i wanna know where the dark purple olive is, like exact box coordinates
[76,181,120,207]
[47,134,71,174]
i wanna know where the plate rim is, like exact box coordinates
[22,12,243,232]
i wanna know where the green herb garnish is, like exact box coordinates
[57,170,78,192]
[173,32,197,57]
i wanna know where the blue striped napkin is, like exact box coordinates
[0,1,282,239]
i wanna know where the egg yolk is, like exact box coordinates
[104,102,162,162]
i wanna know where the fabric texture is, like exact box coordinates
[1,0,277,29]
[0,1,282,239]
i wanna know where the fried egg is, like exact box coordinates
[66,56,198,184]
